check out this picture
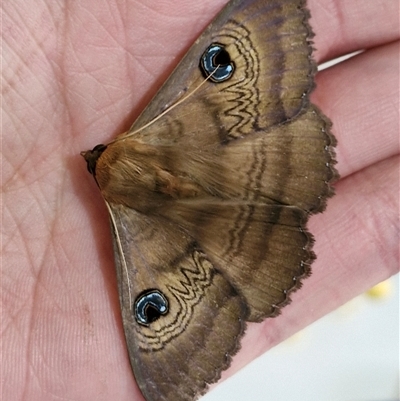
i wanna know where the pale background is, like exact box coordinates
[203,274,399,401]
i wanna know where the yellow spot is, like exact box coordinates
[366,279,393,299]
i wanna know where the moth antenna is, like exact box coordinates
[110,66,220,143]
[105,200,133,307]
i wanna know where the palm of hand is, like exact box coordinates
[2,1,399,400]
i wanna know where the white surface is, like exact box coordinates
[202,274,399,401]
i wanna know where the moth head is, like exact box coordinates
[80,144,108,177]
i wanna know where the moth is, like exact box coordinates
[81,0,338,400]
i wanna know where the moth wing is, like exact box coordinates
[218,105,337,213]
[165,200,313,322]
[127,0,317,145]
[107,203,247,401]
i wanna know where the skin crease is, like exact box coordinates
[2,0,399,400]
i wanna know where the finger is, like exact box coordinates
[311,40,400,179]
[309,0,400,63]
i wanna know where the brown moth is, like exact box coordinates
[81,0,338,400]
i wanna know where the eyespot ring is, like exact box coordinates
[134,290,169,326]
[200,43,235,83]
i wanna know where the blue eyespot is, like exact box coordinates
[134,290,169,325]
[200,44,234,83]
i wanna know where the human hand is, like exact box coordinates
[2,1,399,400]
